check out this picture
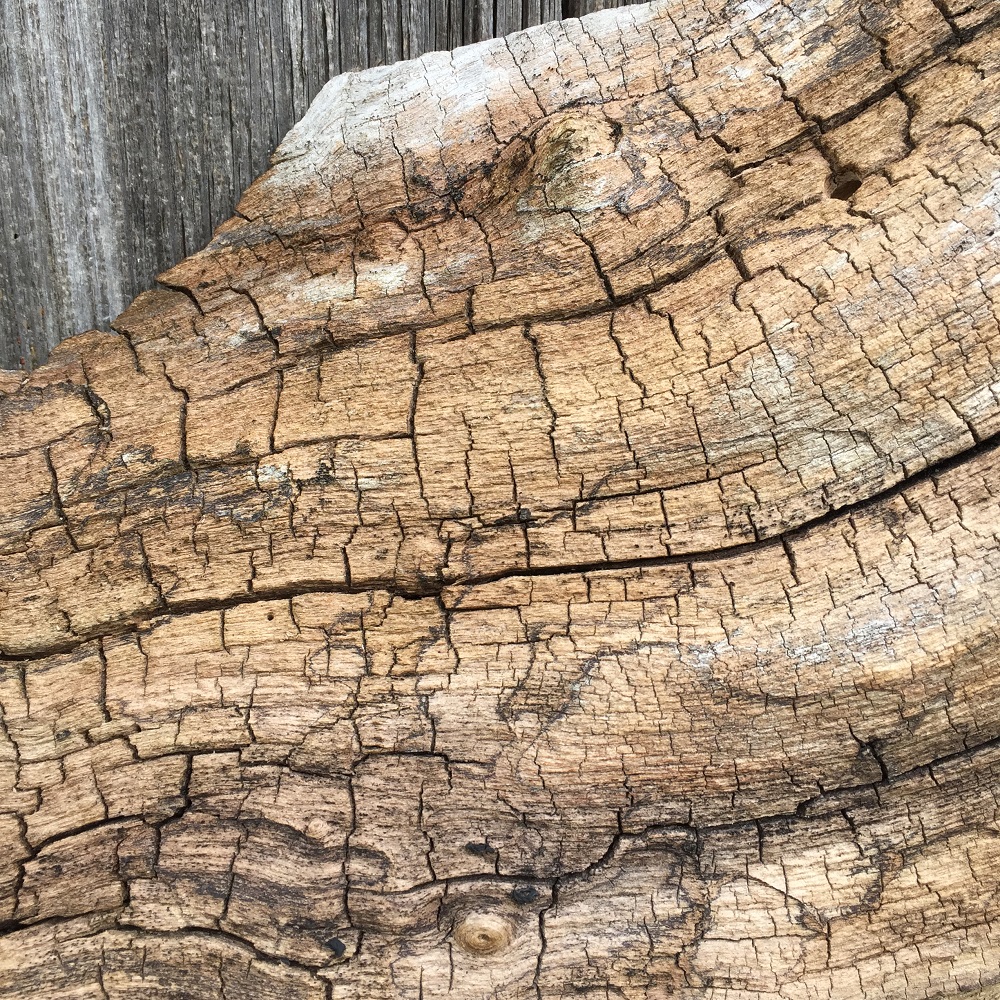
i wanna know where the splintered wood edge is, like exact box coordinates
[1,0,1000,996]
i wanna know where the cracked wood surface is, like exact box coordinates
[1,0,1000,996]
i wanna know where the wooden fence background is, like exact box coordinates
[0,0,639,370]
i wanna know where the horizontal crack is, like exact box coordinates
[345,729,1000,898]
[3,423,998,664]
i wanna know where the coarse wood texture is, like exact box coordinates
[1,0,1000,996]
[0,0,639,372]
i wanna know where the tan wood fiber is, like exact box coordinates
[1,0,1000,996]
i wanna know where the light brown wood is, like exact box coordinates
[1,0,1000,996]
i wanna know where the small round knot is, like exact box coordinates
[453,912,514,956]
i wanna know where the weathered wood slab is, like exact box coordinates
[1,0,1000,995]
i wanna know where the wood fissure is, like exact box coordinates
[2,421,1000,669]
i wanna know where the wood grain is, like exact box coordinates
[1,0,1000,995]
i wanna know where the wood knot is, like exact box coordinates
[534,111,619,175]
[453,912,514,956]
[531,110,634,212]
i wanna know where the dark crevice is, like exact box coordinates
[154,278,206,317]
[2,423,999,664]
[829,172,863,200]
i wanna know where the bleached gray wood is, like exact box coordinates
[0,0,627,371]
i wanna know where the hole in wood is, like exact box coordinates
[511,885,539,904]
[830,171,863,200]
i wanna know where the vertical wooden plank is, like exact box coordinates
[429,0,443,50]
[494,0,522,37]
[332,0,361,72]
[446,0,464,49]
[405,0,433,61]
[377,0,401,64]
[523,0,561,28]
[539,0,563,22]
[0,0,121,369]
[303,0,341,102]
[0,29,31,369]
[465,0,493,45]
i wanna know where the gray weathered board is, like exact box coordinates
[0,0,637,371]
